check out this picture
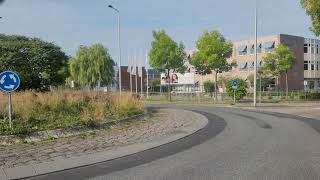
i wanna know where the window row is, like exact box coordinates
[304,61,320,71]
[304,44,320,54]
[238,61,263,70]
[237,42,275,56]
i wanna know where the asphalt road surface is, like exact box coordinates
[25,105,320,180]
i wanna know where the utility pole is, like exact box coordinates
[254,0,258,107]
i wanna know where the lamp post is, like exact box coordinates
[108,4,122,95]
[254,0,258,107]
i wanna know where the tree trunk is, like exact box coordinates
[286,73,289,100]
[215,71,218,101]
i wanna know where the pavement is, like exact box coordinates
[0,109,208,180]
[24,103,320,180]
[233,102,320,120]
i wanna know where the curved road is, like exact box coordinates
[26,105,320,180]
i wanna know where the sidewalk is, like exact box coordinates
[0,109,208,180]
[233,102,320,120]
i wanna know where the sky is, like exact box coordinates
[0,0,317,65]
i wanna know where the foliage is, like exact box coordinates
[69,44,115,88]
[226,78,248,100]
[247,74,274,91]
[191,30,233,99]
[203,80,215,97]
[191,31,233,73]
[149,30,186,73]
[263,44,295,77]
[301,0,320,36]
[0,34,68,91]
[263,44,296,97]
[148,30,186,101]
[0,91,144,135]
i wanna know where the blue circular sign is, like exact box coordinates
[0,71,20,93]
[232,80,238,89]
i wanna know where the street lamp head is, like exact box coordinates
[108,5,113,8]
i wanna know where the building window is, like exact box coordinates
[311,64,315,70]
[250,45,254,54]
[304,61,308,70]
[304,45,308,53]
[238,45,247,56]
[257,44,262,53]
[263,42,275,52]
[238,62,248,70]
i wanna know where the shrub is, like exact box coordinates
[226,78,248,100]
[203,80,215,97]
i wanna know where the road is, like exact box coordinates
[26,105,320,180]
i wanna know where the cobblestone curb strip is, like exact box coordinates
[0,109,208,180]
[0,112,149,146]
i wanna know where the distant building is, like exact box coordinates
[187,34,320,91]
[118,66,147,92]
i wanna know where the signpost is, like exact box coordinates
[0,71,20,129]
[232,80,238,104]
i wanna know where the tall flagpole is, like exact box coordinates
[140,50,143,97]
[135,52,138,95]
[129,55,133,94]
[254,0,258,107]
[146,51,149,99]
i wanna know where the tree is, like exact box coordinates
[247,74,273,91]
[191,31,233,100]
[0,34,68,91]
[226,78,247,101]
[149,30,186,101]
[150,79,160,92]
[301,0,320,36]
[203,80,215,97]
[263,44,296,99]
[69,44,115,88]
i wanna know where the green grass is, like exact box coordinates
[0,91,144,136]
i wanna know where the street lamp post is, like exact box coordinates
[108,5,122,95]
[254,0,258,107]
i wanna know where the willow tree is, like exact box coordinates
[191,31,233,100]
[69,44,115,88]
[149,30,186,102]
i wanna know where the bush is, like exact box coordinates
[226,78,248,100]
[0,91,144,135]
[203,80,215,97]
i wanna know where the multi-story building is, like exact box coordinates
[187,34,320,91]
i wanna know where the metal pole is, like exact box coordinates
[8,93,12,129]
[259,73,262,104]
[140,66,143,97]
[135,54,138,95]
[254,0,258,107]
[146,52,149,99]
[118,13,122,95]
[129,56,133,94]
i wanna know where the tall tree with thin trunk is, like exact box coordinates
[263,44,296,99]
[191,31,233,100]
[301,0,320,36]
[149,30,186,102]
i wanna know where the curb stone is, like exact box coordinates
[1,109,208,180]
[0,112,149,145]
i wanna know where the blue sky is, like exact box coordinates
[0,0,317,65]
